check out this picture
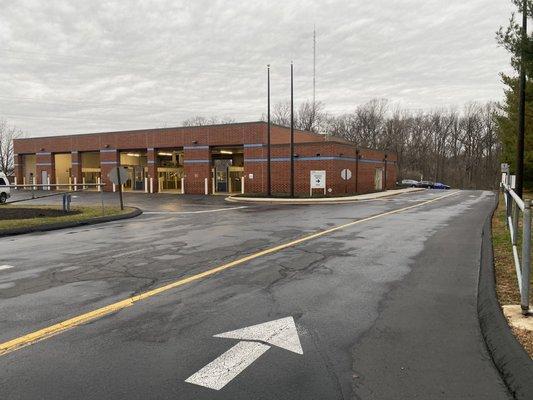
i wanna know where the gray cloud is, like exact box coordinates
[0,0,515,136]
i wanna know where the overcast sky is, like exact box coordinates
[0,0,516,137]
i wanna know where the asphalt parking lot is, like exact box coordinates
[0,189,512,399]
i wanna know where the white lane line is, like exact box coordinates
[143,206,249,215]
[0,265,14,271]
[185,341,271,390]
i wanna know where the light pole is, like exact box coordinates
[383,154,388,191]
[267,64,271,196]
[355,149,360,194]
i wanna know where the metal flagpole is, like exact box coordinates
[267,64,272,196]
[290,62,295,198]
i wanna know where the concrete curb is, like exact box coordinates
[478,194,533,399]
[0,207,142,237]
[225,188,425,204]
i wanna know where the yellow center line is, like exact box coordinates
[0,190,461,357]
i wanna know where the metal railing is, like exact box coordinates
[501,175,531,315]
[3,183,107,215]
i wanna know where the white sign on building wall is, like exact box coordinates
[310,170,326,195]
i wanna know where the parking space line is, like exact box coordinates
[143,206,249,215]
[0,190,460,357]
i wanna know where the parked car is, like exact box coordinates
[399,179,419,187]
[0,172,11,203]
[433,182,450,190]
[416,180,435,189]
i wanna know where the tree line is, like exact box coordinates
[267,99,501,189]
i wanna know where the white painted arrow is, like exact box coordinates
[185,316,303,390]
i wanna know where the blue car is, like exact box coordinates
[433,182,450,189]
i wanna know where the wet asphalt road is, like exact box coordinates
[0,190,511,399]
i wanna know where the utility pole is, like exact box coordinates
[383,154,388,191]
[290,62,295,198]
[517,0,527,198]
[267,64,271,196]
[355,149,360,193]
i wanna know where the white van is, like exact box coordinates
[0,172,10,203]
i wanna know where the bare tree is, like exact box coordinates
[382,107,412,177]
[0,119,23,175]
[270,102,292,127]
[354,99,388,148]
[326,99,500,189]
[268,101,328,133]
[330,99,388,148]
[297,101,328,133]
[182,116,236,127]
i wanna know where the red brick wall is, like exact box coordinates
[242,141,397,196]
[147,148,157,193]
[71,151,82,185]
[35,152,54,185]
[13,122,329,154]
[183,146,211,194]
[100,149,119,191]
[14,154,23,184]
[13,122,397,196]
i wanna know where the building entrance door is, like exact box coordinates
[228,166,244,193]
[374,168,383,191]
[214,159,232,193]
[216,170,227,192]
[41,170,48,188]
[132,166,145,190]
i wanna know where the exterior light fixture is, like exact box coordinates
[220,150,233,155]
[158,152,173,156]
[192,140,198,144]
[126,152,141,157]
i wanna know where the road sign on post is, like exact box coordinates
[108,166,128,210]
[341,169,352,180]
[341,169,352,194]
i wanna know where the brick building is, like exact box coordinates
[12,121,397,196]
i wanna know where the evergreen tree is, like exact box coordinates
[496,0,533,188]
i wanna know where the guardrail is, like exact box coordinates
[501,175,531,315]
[5,182,104,197]
[3,183,107,214]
